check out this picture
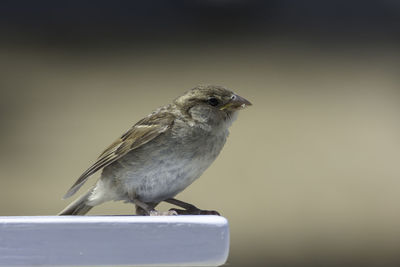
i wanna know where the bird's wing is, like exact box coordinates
[63,112,175,199]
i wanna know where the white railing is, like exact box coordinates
[0,216,229,266]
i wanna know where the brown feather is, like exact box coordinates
[63,112,175,199]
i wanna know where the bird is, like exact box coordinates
[59,85,251,216]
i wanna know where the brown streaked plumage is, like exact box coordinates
[59,85,251,216]
[63,113,175,199]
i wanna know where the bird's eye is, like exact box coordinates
[207,97,220,107]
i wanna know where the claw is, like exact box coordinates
[201,210,220,216]
[149,210,178,216]
[169,208,220,216]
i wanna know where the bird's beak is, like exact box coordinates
[220,94,252,111]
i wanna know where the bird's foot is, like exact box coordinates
[149,210,178,216]
[169,208,220,216]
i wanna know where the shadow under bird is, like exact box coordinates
[59,85,252,216]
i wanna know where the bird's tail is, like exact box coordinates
[58,191,93,215]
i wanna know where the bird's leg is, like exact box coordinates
[164,198,220,215]
[134,202,151,216]
[164,198,198,210]
[134,199,177,216]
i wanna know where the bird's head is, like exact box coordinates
[174,85,252,127]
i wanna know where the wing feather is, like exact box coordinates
[63,112,174,199]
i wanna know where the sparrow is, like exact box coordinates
[59,85,251,216]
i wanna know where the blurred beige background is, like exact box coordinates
[2,40,400,266]
[1,1,400,266]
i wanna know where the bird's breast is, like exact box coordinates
[105,126,229,203]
